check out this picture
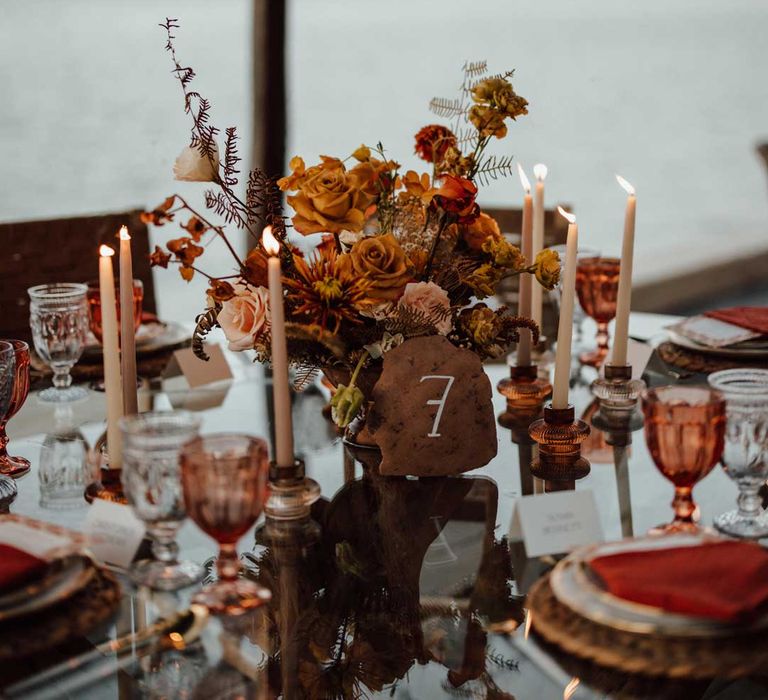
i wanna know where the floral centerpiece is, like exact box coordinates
[146,20,560,430]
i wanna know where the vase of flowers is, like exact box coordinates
[146,21,560,440]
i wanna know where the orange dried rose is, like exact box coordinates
[461,212,502,251]
[344,233,412,302]
[432,175,479,223]
[285,158,372,235]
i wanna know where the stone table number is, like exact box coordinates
[368,336,498,476]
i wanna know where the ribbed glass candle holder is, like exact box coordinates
[591,364,646,432]
[528,404,591,480]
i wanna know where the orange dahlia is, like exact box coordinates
[414,124,458,164]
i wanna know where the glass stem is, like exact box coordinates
[672,486,696,524]
[596,321,610,356]
[217,543,240,584]
[737,481,762,520]
[52,366,73,389]
[0,425,8,459]
[150,528,179,564]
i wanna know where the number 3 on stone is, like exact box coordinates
[420,375,455,438]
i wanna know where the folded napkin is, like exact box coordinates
[589,541,768,622]
[0,544,48,593]
[704,307,768,336]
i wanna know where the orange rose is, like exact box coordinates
[284,158,371,235]
[344,233,412,302]
[461,212,502,251]
[432,175,479,223]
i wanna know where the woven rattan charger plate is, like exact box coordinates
[528,573,768,680]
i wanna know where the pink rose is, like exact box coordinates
[398,281,452,335]
[218,284,270,351]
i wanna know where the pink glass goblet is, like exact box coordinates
[180,434,271,615]
[0,340,31,478]
[642,386,726,535]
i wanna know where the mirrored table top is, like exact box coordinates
[3,313,767,699]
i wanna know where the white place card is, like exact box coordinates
[601,337,653,379]
[84,499,146,568]
[0,521,73,559]
[509,490,603,558]
[170,344,233,388]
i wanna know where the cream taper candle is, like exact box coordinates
[552,208,578,409]
[263,226,294,467]
[517,164,533,366]
[118,226,138,415]
[99,245,124,468]
[612,175,636,367]
[530,164,548,328]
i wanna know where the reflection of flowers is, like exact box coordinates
[218,284,270,351]
[173,145,219,182]
[534,248,561,290]
[344,233,412,302]
[398,282,452,335]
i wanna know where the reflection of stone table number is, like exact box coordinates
[368,336,497,476]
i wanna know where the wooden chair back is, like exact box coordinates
[0,209,156,344]
[482,205,571,247]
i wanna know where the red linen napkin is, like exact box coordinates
[0,544,48,593]
[589,541,768,622]
[704,307,768,336]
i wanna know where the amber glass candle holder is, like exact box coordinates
[84,438,127,504]
[590,364,646,433]
[531,336,555,381]
[497,365,552,439]
[528,404,591,481]
[642,386,726,535]
[86,279,143,344]
[265,458,321,521]
[575,257,621,367]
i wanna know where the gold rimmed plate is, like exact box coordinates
[550,534,768,638]
[667,330,768,358]
[0,555,96,623]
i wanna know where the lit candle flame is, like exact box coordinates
[616,174,635,196]
[99,244,115,257]
[517,163,531,193]
[524,610,532,639]
[557,206,576,224]
[563,677,580,700]
[118,225,130,241]
[533,163,548,182]
[261,225,280,256]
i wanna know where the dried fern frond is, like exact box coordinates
[473,154,516,186]
[467,69,515,92]
[382,305,439,338]
[429,97,465,119]
[292,363,320,392]
[462,60,488,79]
[192,305,220,361]
[223,126,241,187]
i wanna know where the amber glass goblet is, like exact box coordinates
[575,256,621,367]
[180,434,271,615]
[642,386,726,535]
[86,279,143,344]
[0,340,31,478]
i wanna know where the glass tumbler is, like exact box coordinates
[180,434,271,615]
[0,340,31,477]
[28,283,89,403]
[708,369,768,538]
[120,411,204,590]
[642,386,726,534]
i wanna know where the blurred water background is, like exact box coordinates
[2,0,767,321]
